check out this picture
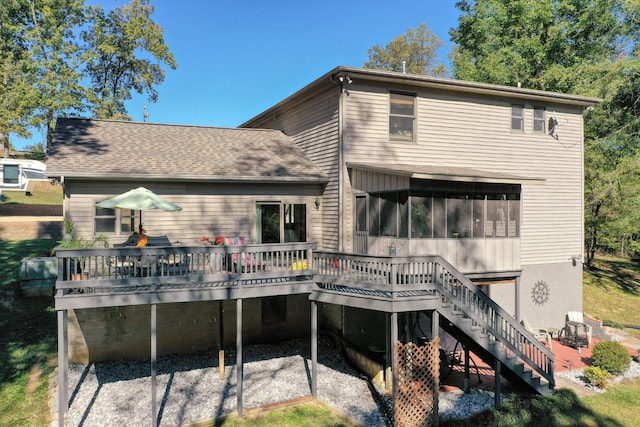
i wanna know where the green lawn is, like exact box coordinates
[583,256,640,340]
[0,181,62,205]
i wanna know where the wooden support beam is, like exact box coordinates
[494,359,502,408]
[151,303,157,427]
[311,301,318,398]
[390,312,398,393]
[236,299,243,417]
[57,310,68,427]
[219,301,224,379]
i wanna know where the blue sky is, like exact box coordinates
[15,0,461,150]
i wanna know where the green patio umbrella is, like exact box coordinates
[95,187,182,233]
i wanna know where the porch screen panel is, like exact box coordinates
[380,193,397,237]
[369,195,380,236]
[411,195,433,238]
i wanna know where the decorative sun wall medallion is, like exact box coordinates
[531,280,550,305]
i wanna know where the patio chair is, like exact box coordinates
[521,318,553,350]
[563,311,592,348]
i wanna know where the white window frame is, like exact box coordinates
[389,92,416,142]
[511,104,524,132]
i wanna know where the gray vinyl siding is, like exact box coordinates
[242,87,341,251]
[65,180,323,245]
[342,84,584,266]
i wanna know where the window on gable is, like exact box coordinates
[511,104,524,131]
[533,106,546,133]
[389,92,416,142]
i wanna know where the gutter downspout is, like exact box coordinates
[338,80,345,252]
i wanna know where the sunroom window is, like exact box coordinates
[389,92,416,142]
[368,182,520,239]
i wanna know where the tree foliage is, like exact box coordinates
[450,0,640,266]
[364,23,447,76]
[0,0,176,153]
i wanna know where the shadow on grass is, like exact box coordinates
[0,296,57,386]
[440,388,623,427]
[0,239,59,288]
[585,257,640,296]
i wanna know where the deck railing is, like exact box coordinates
[314,251,555,388]
[55,242,315,295]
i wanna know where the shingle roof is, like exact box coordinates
[47,118,327,183]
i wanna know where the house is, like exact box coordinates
[240,66,598,332]
[46,66,599,424]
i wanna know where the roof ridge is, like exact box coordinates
[56,117,283,134]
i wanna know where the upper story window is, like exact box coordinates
[511,104,524,131]
[389,92,416,142]
[533,106,546,133]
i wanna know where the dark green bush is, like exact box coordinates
[591,340,631,375]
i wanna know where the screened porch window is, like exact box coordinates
[368,183,520,239]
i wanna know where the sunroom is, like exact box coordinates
[348,163,544,277]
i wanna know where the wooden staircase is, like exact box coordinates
[313,251,555,395]
[433,258,555,394]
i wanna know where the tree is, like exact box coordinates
[450,0,639,266]
[364,23,447,76]
[0,1,36,157]
[1,0,177,151]
[83,0,177,120]
[450,0,626,93]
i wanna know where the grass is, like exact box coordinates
[583,256,640,340]
[198,401,361,426]
[0,239,59,289]
[0,296,57,427]
[440,383,640,426]
[0,181,62,205]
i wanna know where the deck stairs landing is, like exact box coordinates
[313,252,555,395]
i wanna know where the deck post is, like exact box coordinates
[494,359,502,408]
[57,309,68,427]
[464,346,470,392]
[151,303,157,427]
[390,312,398,392]
[236,298,243,417]
[311,300,318,398]
[219,301,224,379]
[432,310,439,340]
[515,276,521,321]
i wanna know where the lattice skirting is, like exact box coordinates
[393,337,440,427]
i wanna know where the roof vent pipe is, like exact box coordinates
[517,82,521,88]
[402,61,406,74]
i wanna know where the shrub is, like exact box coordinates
[583,366,613,389]
[591,341,631,375]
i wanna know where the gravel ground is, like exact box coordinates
[556,360,640,393]
[58,336,505,426]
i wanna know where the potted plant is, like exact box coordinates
[53,221,109,280]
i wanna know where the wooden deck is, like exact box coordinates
[54,242,317,309]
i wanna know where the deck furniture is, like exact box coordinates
[521,318,553,350]
[562,311,592,348]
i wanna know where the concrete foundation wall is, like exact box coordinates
[68,295,312,364]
